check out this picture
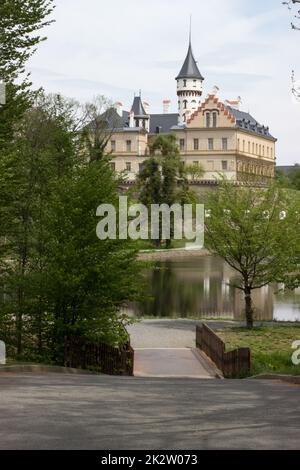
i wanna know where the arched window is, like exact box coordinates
[183,79,187,87]
[183,113,186,122]
[183,100,188,109]
[191,100,197,109]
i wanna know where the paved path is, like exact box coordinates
[127,319,243,349]
[134,348,217,378]
[0,373,299,450]
[128,320,235,378]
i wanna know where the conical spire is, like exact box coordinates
[176,23,204,81]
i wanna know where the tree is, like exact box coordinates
[283,0,300,29]
[204,181,299,328]
[80,96,121,162]
[43,158,143,363]
[0,91,144,361]
[276,166,300,190]
[0,0,54,143]
[185,162,205,182]
[136,134,197,248]
[0,92,79,356]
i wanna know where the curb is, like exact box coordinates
[249,374,300,385]
[0,364,99,375]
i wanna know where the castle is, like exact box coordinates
[104,36,276,184]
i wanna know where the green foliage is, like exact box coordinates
[184,162,205,181]
[0,0,54,143]
[204,180,300,328]
[136,133,199,248]
[218,326,300,376]
[0,92,143,363]
[276,167,300,191]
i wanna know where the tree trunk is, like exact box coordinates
[16,286,23,356]
[244,286,254,329]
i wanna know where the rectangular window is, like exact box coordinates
[222,160,228,171]
[138,163,144,174]
[212,112,217,128]
[193,161,199,166]
[206,113,210,128]
[207,160,214,171]
[110,162,116,171]
[111,140,116,152]
[126,162,131,172]
[180,139,185,151]
[193,138,199,150]
[208,138,214,151]
[222,138,228,151]
[126,140,132,152]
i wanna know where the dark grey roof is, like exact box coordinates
[131,96,148,116]
[226,106,276,140]
[149,113,179,134]
[176,43,204,80]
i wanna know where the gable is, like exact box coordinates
[186,95,236,128]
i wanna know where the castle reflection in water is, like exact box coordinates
[128,256,300,322]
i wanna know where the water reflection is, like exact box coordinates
[131,256,300,322]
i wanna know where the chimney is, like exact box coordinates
[143,101,150,114]
[163,99,171,114]
[129,110,134,128]
[211,86,220,96]
[225,96,242,111]
[115,101,123,117]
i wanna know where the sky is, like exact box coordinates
[27,0,300,165]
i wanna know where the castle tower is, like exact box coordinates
[176,31,204,125]
[129,94,150,131]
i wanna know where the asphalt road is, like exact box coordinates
[0,373,299,450]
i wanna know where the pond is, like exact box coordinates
[129,255,300,322]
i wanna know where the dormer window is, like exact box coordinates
[213,112,217,128]
[206,112,210,128]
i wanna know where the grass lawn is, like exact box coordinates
[217,326,300,377]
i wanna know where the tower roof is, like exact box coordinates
[131,96,148,116]
[176,42,204,81]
